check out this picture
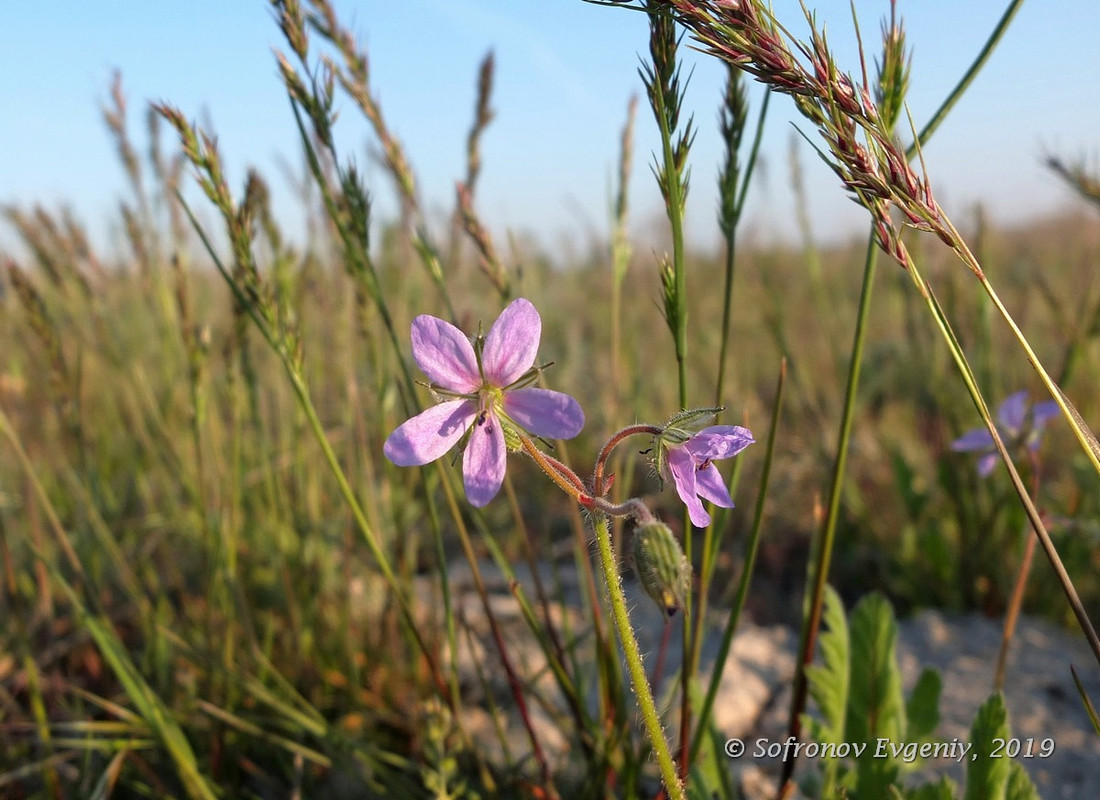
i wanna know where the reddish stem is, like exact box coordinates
[593,423,662,495]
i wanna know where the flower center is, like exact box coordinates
[476,384,505,427]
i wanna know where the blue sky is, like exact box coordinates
[3,1,1099,259]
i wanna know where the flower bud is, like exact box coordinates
[632,521,692,617]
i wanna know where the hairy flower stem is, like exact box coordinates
[592,510,685,800]
[593,423,663,495]
[518,435,588,499]
[518,434,657,524]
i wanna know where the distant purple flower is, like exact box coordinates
[384,298,584,507]
[660,424,755,528]
[952,390,1060,477]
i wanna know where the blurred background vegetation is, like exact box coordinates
[4,2,1100,795]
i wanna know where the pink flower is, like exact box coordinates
[660,423,754,528]
[384,298,584,506]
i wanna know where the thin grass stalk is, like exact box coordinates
[607,95,638,593]
[610,94,637,413]
[948,224,1100,477]
[715,78,769,406]
[283,99,416,401]
[994,520,1037,691]
[1071,665,1100,736]
[913,0,1025,145]
[21,651,61,796]
[501,478,600,757]
[645,5,691,409]
[685,63,768,754]
[641,5,697,778]
[776,232,880,796]
[433,469,559,797]
[173,195,453,699]
[552,437,621,733]
[990,445,1043,691]
[707,2,1022,790]
[691,359,785,763]
[591,510,685,800]
[0,407,217,799]
[446,50,495,269]
[282,337,455,693]
[299,0,458,321]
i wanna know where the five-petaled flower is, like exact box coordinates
[951,390,1060,477]
[384,298,584,507]
[656,413,755,527]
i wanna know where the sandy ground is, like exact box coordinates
[419,559,1100,798]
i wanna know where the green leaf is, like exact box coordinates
[1004,761,1040,800]
[805,584,850,744]
[964,693,1011,800]
[905,776,957,800]
[847,592,906,797]
[905,668,942,742]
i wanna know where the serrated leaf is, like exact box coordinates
[805,584,850,744]
[847,593,906,742]
[905,776,957,800]
[848,592,906,797]
[905,668,942,742]
[964,693,1011,800]
[1004,761,1040,800]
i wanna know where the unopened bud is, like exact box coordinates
[632,521,692,617]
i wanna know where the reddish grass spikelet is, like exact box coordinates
[625,0,957,267]
[455,182,509,298]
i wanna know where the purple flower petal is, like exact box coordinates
[504,388,584,439]
[463,411,507,506]
[1032,400,1060,429]
[997,391,1029,435]
[410,314,480,393]
[685,425,755,460]
[383,399,476,466]
[667,447,710,527]
[951,428,994,452]
[695,463,734,509]
[976,452,999,478]
[481,298,541,387]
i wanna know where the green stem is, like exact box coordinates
[903,258,1100,668]
[778,234,879,794]
[591,511,684,800]
[282,360,451,697]
[691,359,785,763]
[716,89,770,405]
[913,0,1026,146]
